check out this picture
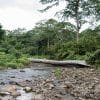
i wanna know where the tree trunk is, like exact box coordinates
[29,58,90,67]
[76,18,80,43]
[75,0,80,43]
[47,37,50,50]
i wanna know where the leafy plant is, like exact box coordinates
[54,68,62,78]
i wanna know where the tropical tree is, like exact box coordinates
[0,25,5,41]
[40,0,100,42]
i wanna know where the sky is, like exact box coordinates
[0,0,99,31]
[0,0,66,30]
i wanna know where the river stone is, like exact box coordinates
[11,91,21,98]
[42,88,48,93]
[10,76,16,78]
[34,94,44,100]
[94,84,100,99]
[0,91,10,96]
[94,84,100,93]
[9,81,17,85]
[59,84,67,88]
[20,69,25,72]
[16,81,27,87]
[24,87,32,92]
[0,82,5,85]
[1,85,17,93]
[0,97,2,100]
[48,83,54,90]
[36,88,42,94]
[55,94,62,99]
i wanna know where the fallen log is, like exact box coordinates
[29,58,91,67]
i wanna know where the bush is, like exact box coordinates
[0,52,30,69]
[6,62,18,69]
[87,49,100,69]
[17,58,30,65]
[54,68,62,78]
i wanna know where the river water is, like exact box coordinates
[0,66,74,100]
[0,67,52,85]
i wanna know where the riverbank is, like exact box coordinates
[0,64,100,100]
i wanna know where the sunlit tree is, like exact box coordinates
[40,0,100,42]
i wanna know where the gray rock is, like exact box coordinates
[55,94,62,99]
[34,94,44,100]
[48,83,54,90]
[11,91,21,98]
[24,87,32,92]
[1,85,17,93]
[20,69,25,72]
[0,82,5,85]
[0,92,10,96]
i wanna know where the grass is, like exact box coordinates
[54,68,62,78]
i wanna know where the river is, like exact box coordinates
[0,65,75,100]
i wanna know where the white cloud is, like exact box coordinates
[0,0,61,30]
[0,0,66,30]
[0,0,93,31]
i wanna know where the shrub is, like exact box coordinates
[0,52,30,69]
[54,68,62,78]
[6,62,18,69]
[17,58,30,65]
[87,49,100,69]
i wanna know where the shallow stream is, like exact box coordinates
[0,65,74,100]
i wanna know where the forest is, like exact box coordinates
[0,0,100,70]
[0,19,100,69]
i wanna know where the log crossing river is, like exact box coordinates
[29,58,90,67]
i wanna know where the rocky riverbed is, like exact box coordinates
[0,63,100,100]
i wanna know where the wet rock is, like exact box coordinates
[64,81,73,92]
[9,81,17,85]
[94,84,100,99]
[2,85,17,93]
[46,79,51,83]
[0,91,10,96]
[36,88,42,94]
[55,94,62,99]
[48,83,54,90]
[0,82,5,85]
[20,69,25,72]
[41,80,46,85]
[11,91,21,98]
[10,76,15,78]
[0,97,2,100]
[16,80,33,87]
[42,88,48,93]
[16,81,28,87]
[24,87,32,92]
[94,84,100,93]
[59,84,67,88]
[34,94,44,100]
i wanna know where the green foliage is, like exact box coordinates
[86,49,100,70]
[0,20,99,70]
[0,52,30,69]
[6,62,19,69]
[17,57,30,65]
[87,49,100,65]
[0,25,5,41]
[40,0,100,41]
[54,68,62,78]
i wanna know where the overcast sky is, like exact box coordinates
[0,0,67,30]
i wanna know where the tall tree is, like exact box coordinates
[0,25,5,41]
[40,0,100,42]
